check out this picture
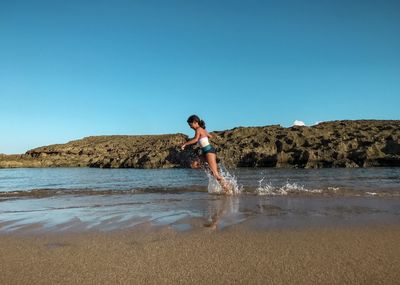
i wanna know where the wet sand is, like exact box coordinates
[1,224,399,284]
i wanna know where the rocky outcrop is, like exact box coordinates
[7,134,191,168]
[0,120,399,168]
[213,120,400,168]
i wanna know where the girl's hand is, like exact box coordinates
[181,144,186,151]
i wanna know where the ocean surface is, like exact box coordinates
[1,167,399,233]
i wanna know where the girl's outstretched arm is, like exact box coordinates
[181,129,201,150]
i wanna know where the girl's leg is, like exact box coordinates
[205,153,223,181]
[205,153,231,194]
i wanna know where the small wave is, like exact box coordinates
[254,178,400,197]
[0,201,153,214]
[1,183,399,199]
[0,186,207,199]
[256,178,322,196]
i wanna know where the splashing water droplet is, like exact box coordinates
[205,164,242,195]
[256,178,320,196]
[256,177,275,195]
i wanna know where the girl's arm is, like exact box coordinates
[181,129,201,150]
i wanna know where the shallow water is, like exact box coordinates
[0,167,399,233]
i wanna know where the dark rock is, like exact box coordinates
[0,120,399,168]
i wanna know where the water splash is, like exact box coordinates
[256,177,323,196]
[255,178,275,195]
[205,164,242,195]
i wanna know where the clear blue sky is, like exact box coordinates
[1,0,399,154]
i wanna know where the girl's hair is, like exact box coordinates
[187,114,206,129]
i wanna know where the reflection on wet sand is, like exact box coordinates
[0,192,399,234]
[204,196,240,229]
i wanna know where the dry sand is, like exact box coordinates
[1,224,399,285]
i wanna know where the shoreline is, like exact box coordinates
[1,223,399,284]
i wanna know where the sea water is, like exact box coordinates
[0,167,399,233]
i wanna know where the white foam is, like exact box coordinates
[327,187,340,192]
[256,178,322,196]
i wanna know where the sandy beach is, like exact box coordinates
[1,224,399,285]
[1,168,400,284]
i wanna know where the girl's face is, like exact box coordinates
[188,121,199,130]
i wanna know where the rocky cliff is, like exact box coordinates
[1,120,399,168]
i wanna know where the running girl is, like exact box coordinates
[181,115,229,193]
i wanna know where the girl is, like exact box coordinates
[181,115,229,193]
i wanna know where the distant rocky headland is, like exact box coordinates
[1,120,399,169]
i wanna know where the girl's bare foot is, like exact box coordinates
[217,177,232,195]
[204,220,218,229]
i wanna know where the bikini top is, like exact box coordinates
[198,136,210,148]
